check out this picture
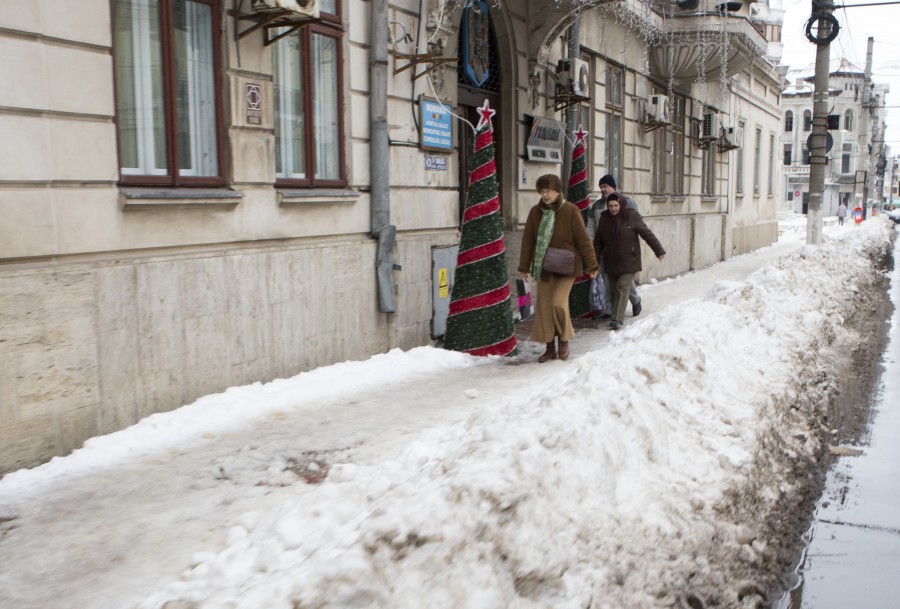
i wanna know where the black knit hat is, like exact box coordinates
[535,174,562,192]
[598,174,617,189]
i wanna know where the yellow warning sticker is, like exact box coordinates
[438,268,449,299]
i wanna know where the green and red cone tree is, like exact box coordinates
[443,100,517,357]
[567,125,593,319]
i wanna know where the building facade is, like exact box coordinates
[781,61,890,215]
[0,0,783,473]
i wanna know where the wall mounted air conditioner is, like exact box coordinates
[647,94,670,123]
[556,58,590,97]
[701,112,720,140]
[252,0,319,18]
[718,124,742,151]
[724,126,743,147]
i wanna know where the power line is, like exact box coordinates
[834,0,900,6]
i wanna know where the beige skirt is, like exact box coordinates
[530,274,576,343]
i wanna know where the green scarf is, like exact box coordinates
[533,202,559,280]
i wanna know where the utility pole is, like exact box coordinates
[861,37,874,218]
[806,0,834,245]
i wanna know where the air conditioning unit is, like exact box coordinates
[252,0,319,18]
[556,58,590,97]
[701,112,720,140]
[648,94,670,123]
[718,125,742,151]
[724,125,743,147]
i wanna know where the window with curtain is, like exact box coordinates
[273,16,344,186]
[701,145,716,196]
[784,110,793,132]
[803,110,812,132]
[112,0,222,185]
[753,127,762,194]
[767,133,774,195]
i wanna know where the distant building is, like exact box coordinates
[781,59,890,214]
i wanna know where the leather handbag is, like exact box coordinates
[542,247,576,275]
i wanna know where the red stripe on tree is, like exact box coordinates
[463,196,500,224]
[448,285,510,316]
[456,238,505,266]
[466,334,518,357]
[469,159,497,184]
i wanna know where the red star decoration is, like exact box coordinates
[573,125,588,145]
[475,100,496,131]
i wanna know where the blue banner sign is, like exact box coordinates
[420,96,453,152]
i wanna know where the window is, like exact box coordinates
[767,133,774,195]
[672,97,685,196]
[273,7,344,186]
[841,142,852,173]
[606,112,622,185]
[784,110,793,132]
[112,0,224,186]
[753,128,761,194]
[802,144,810,165]
[803,110,812,132]
[651,95,685,196]
[701,145,716,196]
[736,121,745,193]
[605,64,624,180]
[783,143,792,166]
[606,65,624,108]
[844,109,853,131]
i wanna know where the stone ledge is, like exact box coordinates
[277,188,360,206]
[119,188,244,210]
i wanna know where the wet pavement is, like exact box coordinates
[782,234,900,608]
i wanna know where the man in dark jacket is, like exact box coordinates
[585,174,642,319]
[593,192,666,330]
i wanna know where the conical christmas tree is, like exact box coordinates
[443,100,517,357]
[567,125,593,319]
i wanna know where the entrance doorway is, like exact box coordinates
[456,1,502,226]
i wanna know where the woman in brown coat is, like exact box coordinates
[593,192,666,330]
[518,174,600,362]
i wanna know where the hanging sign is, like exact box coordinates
[526,117,565,163]
[461,0,491,87]
[419,96,453,152]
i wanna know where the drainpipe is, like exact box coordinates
[371,0,397,312]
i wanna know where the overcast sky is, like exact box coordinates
[779,0,900,153]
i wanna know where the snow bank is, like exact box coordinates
[136,220,894,609]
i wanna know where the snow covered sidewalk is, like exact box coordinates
[0,218,894,609]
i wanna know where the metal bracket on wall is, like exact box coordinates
[392,53,456,80]
[552,91,590,113]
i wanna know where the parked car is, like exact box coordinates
[887,208,900,224]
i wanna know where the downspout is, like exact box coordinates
[371,0,397,312]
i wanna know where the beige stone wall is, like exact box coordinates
[0,231,456,474]
[732,220,779,257]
